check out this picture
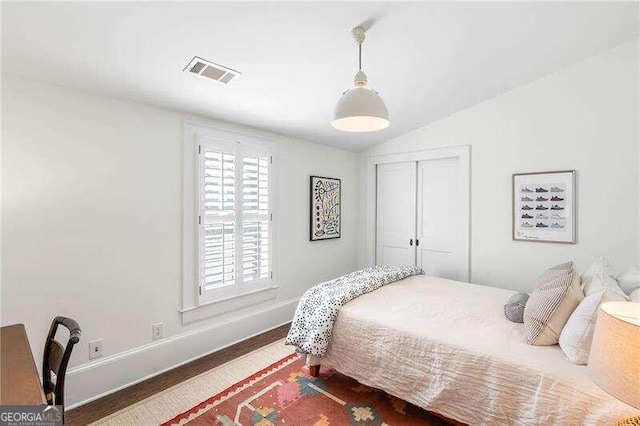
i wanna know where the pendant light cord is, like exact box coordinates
[358,43,362,70]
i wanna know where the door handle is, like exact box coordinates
[410,239,413,246]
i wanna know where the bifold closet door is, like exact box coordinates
[416,157,463,280]
[376,162,416,266]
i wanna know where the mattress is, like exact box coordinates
[320,275,639,425]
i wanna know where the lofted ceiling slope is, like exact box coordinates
[2,2,638,151]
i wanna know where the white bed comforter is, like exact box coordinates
[321,275,639,425]
[285,265,423,357]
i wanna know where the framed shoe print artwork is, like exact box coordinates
[512,170,576,244]
[310,176,341,241]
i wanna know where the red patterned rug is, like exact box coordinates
[162,353,447,426]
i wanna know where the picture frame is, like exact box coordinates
[512,170,576,244]
[310,176,341,241]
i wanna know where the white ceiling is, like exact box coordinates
[2,2,638,151]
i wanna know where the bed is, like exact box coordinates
[313,275,639,425]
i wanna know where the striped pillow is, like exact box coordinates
[524,262,584,345]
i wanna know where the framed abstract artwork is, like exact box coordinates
[310,176,341,241]
[512,170,576,244]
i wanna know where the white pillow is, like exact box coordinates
[581,257,613,290]
[617,266,640,295]
[630,288,640,303]
[582,273,628,300]
[559,289,626,365]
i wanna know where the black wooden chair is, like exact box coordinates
[43,316,81,422]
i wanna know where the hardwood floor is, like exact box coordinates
[65,324,290,425]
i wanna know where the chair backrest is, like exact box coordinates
[43,316,81,409]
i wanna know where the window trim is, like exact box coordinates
[182,121,278,319]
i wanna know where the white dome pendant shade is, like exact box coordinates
[332,27,389,132]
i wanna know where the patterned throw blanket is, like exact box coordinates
[285,265,424,357]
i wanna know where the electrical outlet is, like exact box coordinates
[89,339,103,359]
[152,323,164,340]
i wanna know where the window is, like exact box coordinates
[183,125,275,311]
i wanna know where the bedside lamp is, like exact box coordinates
[588,302,640,414]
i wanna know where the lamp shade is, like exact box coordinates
[588,301,640,409]
[332,86,389,132]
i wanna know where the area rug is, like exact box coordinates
[90,339,296,425]
[162,353,444,426]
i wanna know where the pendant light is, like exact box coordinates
[332,26,389,132]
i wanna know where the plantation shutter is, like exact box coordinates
[198,136,272,304]
[242,153,270,284]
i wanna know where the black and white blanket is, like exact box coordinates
[285,265,424,357]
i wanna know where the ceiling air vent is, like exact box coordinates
[183,56,240,85]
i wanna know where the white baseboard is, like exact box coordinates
[65,297,299,409]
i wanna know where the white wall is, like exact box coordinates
[361,40,639,291]
[0,74,360,406]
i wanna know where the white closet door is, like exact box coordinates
[376,162,416,266]
[416,157,465,280]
